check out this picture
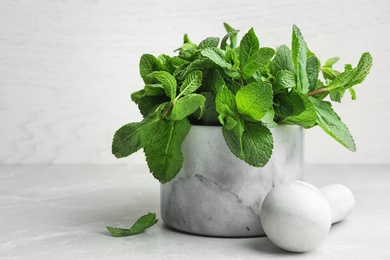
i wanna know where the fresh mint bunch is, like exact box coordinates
[112,23,372,183]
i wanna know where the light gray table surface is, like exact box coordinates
[1,164,389,259]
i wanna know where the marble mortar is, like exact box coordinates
[160,125,303,237]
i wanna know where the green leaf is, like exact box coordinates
[106,212,158,237]
[327,52,373,93]
[144,84,165,96]
[203,69,225,94]
[139,54,159,84]
[156,54,173,73]
[216,84,237,118]
[270,45,295,74]
[148,71,177,101]
[112,116,160,158]
[183,33,192,44]
[225,48,240,70]
[236,82,273,121]
[292,25,310,93]
[242,122,274,167]
[222,119,245,159]
[169,94,206,121]
[201,47,231,69]
[274,90,304,119]
[171,56,190,69]
[274,70,296,92]
[242,47,275,79]
[330,90,344,102]
[190,92,220,125]
[349,87,357,100]
[144,118,191,183]
[178,42,198,60]
[131,89,146,104]
[224,116,238,130]
[222,23,239,49]
[198,37,220,49]
[324,57,339,67]
[261,109,277,128]
[310,97,356,151]
[306,56,320,92]
[135,95,169,117]
[322,67,339,81]
[281,92,316,128]
[175,58,214,81]
[239,28,260,69]
[179,70,203,96]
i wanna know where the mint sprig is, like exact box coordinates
[107,212,158,237]
[112,23,372,183]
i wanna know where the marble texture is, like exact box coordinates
[1,164,390,259]
[161,125,303,237]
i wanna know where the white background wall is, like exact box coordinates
[1,0,389,165]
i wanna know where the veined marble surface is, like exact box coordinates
[1,164,390,259]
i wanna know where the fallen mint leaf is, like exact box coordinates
[106,212,158,237]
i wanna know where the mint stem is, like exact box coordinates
[161,102,174,119]
[306,87,328,97]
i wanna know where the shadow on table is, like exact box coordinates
[162,223,294,256]
[244,237,296,256]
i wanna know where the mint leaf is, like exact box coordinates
[112,116,159,158]
[224,116,238,130]
[216,84,237,119]
[190,92,220,125]
[270,45,295,74]
[201,47,231,69]
[178,42,198,60]
[236,82,273,121]
[222,119,245,159]
[203,69,225,94]
[175,58,214,81]
[172,56,190,70]
[156,54,173,73]
[349,87,357,100]
[179,70,203,96]
[274,90,304,119]
[281,92,316,128]
[144,118,191,183]
[144,84,165,96]
[327,52,373,93]
[306,55,320,92]
[330,90,344,102]
[139,54,158,84]
[148,71,177,101]
[106,212,158,237]
[239,28,260,69]
[225,48,240,71]
[169,94,206,121]
[222,23,239,49]
[274,70,296,92]
[310,97,356,151]
[324,57,339,67]
[292,25,310,93]
[242,122,274,167]
[134,95,170,117]
[140,54,158,77]
[242,47,275,79]
[198,37,220,49]
[261,109,277,128]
